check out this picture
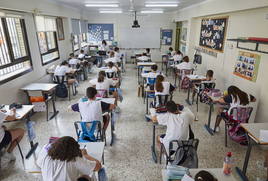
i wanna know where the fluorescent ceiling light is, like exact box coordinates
[145,4,178,7]
[85,4,119,7]
[141,10,163,13]
[99,10,122,13]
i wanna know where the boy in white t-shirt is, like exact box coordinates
[71,87,115,131]
[173,50,183,64]
[69,53,80,68]
[0,108,25,162]
[78,50,85,60]
[151,101,194,153]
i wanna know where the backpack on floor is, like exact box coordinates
[55,83,68,98]
[180,77,190,90]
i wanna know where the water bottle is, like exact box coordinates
[223,152,233,175]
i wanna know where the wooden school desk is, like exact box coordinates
[21,83,59,121]
[236,123,268,178]
[162,168,239,181]
[3,105,38,159]
[185,75,206,105]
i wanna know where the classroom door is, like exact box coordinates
[175,22,182,51]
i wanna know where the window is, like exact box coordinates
[71,19,81,52]
[72,34,79,51]
[35,16,59,65]
[80,20,88,48]
[0,14,32,84]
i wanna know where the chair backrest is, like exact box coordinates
[180,69,193,76]
[229,106,253,123]
[170,139,199,168]
[155,95,169,107]
[147,77,156,85]
[74,121,101,142]
[200,81,216,90]
[96,89,108,98]
[54,75,65,84]
[106,72,115,79]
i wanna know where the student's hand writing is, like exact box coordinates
[81,149,88,156]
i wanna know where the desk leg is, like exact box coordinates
[185,81,192,105]
[25,115,38,159]
[151,124,157,163]
[146,94,149,114]
[110,112,115,146]
[49,90,59,120]
[242,134,253,174]
[204,103,214,135]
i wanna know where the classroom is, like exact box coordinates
[0,0,268,180]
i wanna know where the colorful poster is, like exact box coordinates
[199,17,228,52]
[88,24,114,42]
[233,51,261,82]
[161,29,173,45]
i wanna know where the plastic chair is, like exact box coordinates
[219,106,253,147]
[194,82,216,112]
[106,72,115,79]
[96,89,108,98]
[160,138,199,168]
[74,121,103,143]
[175,69,193,90]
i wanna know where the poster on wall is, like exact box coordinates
[233,51,261,82]
[161,29,172,45]
[88,24,114,43]
[199,17,228,52]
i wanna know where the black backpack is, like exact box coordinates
[54,76,68,98]
[55,83,68,98]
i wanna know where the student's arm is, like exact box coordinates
[81,149,102,172]
[215,95,231,104]
[3,108,16,121]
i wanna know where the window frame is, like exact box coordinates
[35,16,60,66]
[72,33,80,52]
[0,16,33,85]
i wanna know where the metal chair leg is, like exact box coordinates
[225,123,228,147]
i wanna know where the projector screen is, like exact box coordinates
[119,28,160,49]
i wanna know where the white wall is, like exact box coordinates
[0,0,82,104]
[173,0,268,123]
[87,13,176,62]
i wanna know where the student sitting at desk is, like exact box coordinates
[138,53,150,62]
[37,136,101,181]
[78,50,85,60]
[114,47,122,62]
[69,53,81,68]
[192,70,214,99]
[99,40,109,52]
[168,47,176,56]
[213,85,256,132]
[155,75,175,96]
[107,62,120,74]
[173,50,183,64]
[0,108,25,162]
[54,61,76,85]
[151,101,194,152]
[71,87,115,131]
[175,56,194,70]
[89,71,119,106]
[146,64,160,77]
[105,51,118,64]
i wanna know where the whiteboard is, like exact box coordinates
[119,28,160,49]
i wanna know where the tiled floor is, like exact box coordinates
[0,64,266,181]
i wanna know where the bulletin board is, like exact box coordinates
[88,24,114,42]
[161,29,173,45]
[199,17,228,52]
[233,51,261,82]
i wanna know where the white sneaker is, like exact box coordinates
[215,126,220,133]
[2,152,16,162]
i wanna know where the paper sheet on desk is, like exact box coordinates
[182,174,194,181]
[260,130,268,142]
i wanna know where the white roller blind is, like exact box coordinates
[71,19,80,35]
[81,20,88,33]
[36,16,56,32]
